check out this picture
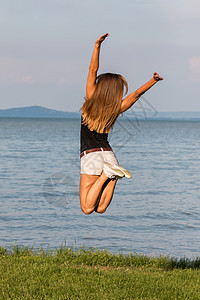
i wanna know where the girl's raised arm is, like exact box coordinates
[86,33,109,99]
[120,72,163,113]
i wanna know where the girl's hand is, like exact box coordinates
[95,33,109,47]
[153,72,163,81]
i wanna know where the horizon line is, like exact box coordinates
[0,105,200,114]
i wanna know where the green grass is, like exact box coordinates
[1,245,200,299]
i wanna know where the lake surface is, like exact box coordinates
[0,117,200,258]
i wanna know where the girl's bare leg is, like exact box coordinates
[79,173,117,215]
[94,179,117,214]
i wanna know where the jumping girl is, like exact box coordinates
[79,33,163,215]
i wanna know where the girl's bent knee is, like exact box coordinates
[95,207,107,214]
[81,206,94,215]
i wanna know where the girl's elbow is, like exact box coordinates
[135,89,141,98]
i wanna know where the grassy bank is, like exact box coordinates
[1,245,200,299]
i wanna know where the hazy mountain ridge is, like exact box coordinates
[0,106,80,118]
[0,105,200,120]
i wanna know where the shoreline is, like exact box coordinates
[1,244,200,269]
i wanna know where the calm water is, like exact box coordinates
[0,117,200,258]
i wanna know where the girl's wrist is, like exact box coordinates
[95,42,101,48]
[152,76,158,83]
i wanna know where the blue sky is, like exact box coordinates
[0,0,199,112]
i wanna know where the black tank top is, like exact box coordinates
[80,116,112,154]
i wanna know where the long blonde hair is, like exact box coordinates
[81,73,128,133]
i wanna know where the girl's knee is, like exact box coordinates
[81,205,94,215]
[95,206,107,214]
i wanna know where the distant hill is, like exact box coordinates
[0,106,80,118]
[0,105,199,120]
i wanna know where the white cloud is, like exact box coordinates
[158,0,200,24]
[0,57,34,84]
[17,75,34,84]
[189,56,200,83]
[0,57,79,84]
[179,0,200,21]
